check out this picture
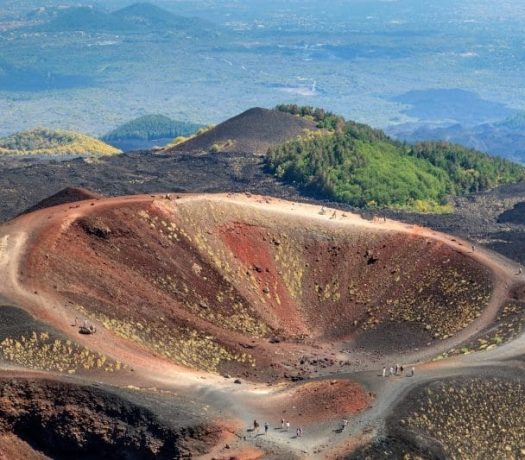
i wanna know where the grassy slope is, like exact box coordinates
[0,128,121,156]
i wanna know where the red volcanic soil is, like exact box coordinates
[262,379,372,425]
[220,222,307,336]
[16,194,495,382]
[211,204,491,345]
[0,434,48,460]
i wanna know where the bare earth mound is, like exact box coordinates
[20,187,102,216]
[253,380,372,425]
[165,107,316,155]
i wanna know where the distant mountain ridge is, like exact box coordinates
[393,89,516,125]
[32,2,217,34]
[387,112,525,163]
[114,3,214,31]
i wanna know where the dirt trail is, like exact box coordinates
[0,192,523,459]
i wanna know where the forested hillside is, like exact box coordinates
[267,106,524,211]
[103,115,202,142]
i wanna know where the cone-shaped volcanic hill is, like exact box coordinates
[18,193,495,382]
[164,107,317,155]
[20,187,102,216]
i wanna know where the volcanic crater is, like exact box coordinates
[1,192,521,459]
[21,193,494,381]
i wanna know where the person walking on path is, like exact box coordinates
[296,427,301,438]
[410,366,415,377]
[382,367,386,377]
[389,366,394,376]
[342,419,348,431]
[281,418,285,429]
[264,422,269,435]
[286,421,290,432]
[253,420,259,434]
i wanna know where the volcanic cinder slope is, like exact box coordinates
[165,107,317,155]
[0,192,523,458]
[20,187,102,216]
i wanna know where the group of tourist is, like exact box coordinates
[252,419,303,438]
[382,363,415,377]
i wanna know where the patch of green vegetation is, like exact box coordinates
[102,114,203,142]
[164,125,214,149]
[401,378,525,459]
[0,128,121,156]
[276,104,346,131]
[0,331,122,373]
[273,236,305,300]
[434,302,525,360]
[79,309,255,374]
[361,256,491,339]
[267,107,524,211]
[137,209,269,338]
[210,139,235,153]
[156,275,268,337]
